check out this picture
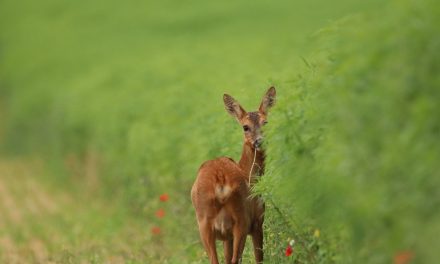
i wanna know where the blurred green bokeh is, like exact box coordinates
[0,0,439,263]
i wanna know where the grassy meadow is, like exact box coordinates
[1,0,439,263]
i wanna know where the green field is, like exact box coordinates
[1,0,439,263]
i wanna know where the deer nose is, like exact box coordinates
[254,138,263,148]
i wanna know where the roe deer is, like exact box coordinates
[191,87,276,264]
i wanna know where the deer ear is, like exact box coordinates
[223,94,246,121]
[259,86,276,115]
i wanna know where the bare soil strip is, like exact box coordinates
[0,160,58,262]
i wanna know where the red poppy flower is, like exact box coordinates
[151,226,161,235]
[394,251,414,264]
[159,193,169,202]
[285,244,293,257]
[156,208,165,218]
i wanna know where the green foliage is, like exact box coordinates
[1,0,439,263]
[258,0,440,262]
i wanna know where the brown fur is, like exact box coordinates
[191,87,276,264]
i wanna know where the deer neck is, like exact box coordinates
[238,141,265,178]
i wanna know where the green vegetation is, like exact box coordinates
[0,0,439,263]
[258,1,440,262]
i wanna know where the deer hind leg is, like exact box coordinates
[199,219,219,264]
[224,239,233,264]
[251,222,264,264]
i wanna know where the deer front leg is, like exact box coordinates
[251,222,264,264]
[231,222,247,264]
[224,239,233,264]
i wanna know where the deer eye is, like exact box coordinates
[243,125,250,132]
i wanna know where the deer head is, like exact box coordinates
[223,86,276,150]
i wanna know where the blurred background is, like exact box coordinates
[0,0,439,263]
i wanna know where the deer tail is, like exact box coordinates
[215,184,233,204]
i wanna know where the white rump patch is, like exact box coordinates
[215,185,232,203]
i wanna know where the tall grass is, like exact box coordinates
[258,0,440,262]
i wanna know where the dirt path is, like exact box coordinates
[0,159,59,263]
[0,157,162,263]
